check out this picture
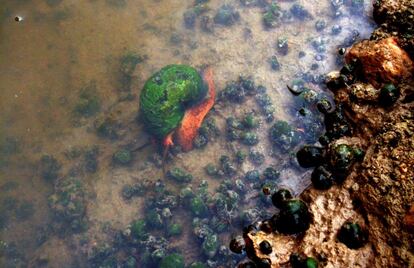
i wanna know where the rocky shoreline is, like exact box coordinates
[240,1,414,267]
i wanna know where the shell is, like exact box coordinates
[139,65,207,140]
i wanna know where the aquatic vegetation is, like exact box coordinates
[315,19,326,31]
[119,53,144,91]
[84,146,99,173]
[219,155,237,176]
[202,233,219,257]
[269,55,280,71]
[140,65,215,151]
[159,253,184,268]
[121,182,146,200]
[145,210,164,229]
[262,167,280,181]
[214,4,239,26]
[235,150,247,164]
[48,177,86,232]
[40,155,62,182]
[269,120,300,153]
[262,2,281,28]
[220,76,257,103]
[190,262,207,268]
[167,222,182,237]
[112,149,132,166]
[245,170,260,181]
[248,150,265,166]
[189,196,209,217]
[272,199,312,234]
[130,219,148,240]
[14,200,34,220]
[167,167,193,183]
[241,131,259,146]
[255,89,275,122]
[337,222,368,249]
[0,181,18,192]
[95,117,120,140]
[74,84,101,118]
[290,3,311,20]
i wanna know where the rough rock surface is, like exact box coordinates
[243,1,414,267]
[345,37,413,87]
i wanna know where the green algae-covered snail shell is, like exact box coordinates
[139,64,207,140]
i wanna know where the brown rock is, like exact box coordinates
[404,205,414,231]
[345,37,413,87]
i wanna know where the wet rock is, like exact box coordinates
[345,37,414,87]
[404,205,414,231]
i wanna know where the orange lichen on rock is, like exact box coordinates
[175,68,216,151]
[345,37,414,87]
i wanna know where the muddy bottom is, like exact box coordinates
[0,0,374,267]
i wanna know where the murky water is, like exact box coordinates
[0,0,374,267]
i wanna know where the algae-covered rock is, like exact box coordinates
[139,65,207,140]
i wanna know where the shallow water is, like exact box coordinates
[0,0,374,267]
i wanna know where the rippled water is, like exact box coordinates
[0,0,374,267]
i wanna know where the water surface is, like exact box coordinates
[0,0,374,267]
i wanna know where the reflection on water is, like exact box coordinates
[0,0,374,267]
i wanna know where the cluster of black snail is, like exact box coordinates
[229,53,371,268]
